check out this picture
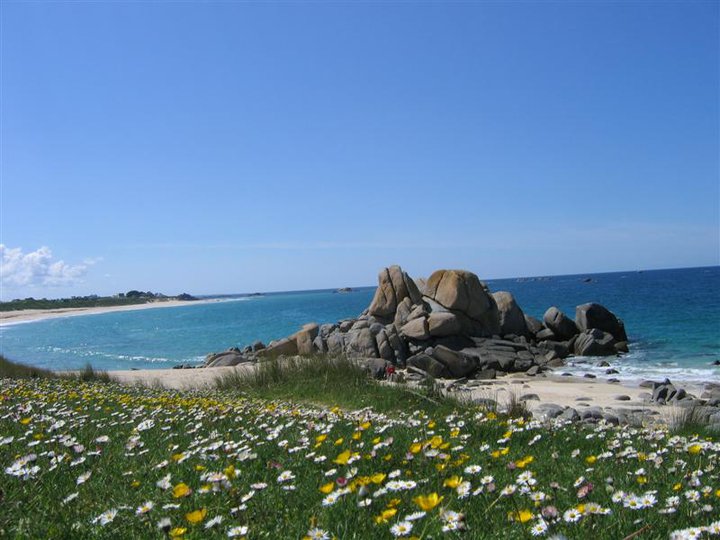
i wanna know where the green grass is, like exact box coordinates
[0,355,114,383]
[0,362,718,539]
[215,355,466,416]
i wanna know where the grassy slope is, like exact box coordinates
[0,357,718,539]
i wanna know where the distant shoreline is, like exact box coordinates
[0,298,228,326]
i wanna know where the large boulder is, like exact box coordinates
[427,312,462,337]
[375,329,395,361]
[205,350,252,367]
[492,291,528,337]
[345,328,379,358]
[575,303,628,342]
[368,265,422,319]
[401,317,430,340]
[543,307,579,340]
[574,329,617,356]
[295,323,319,355]
[431,345,477,378]
[259,337,298,357]
[424,269,500,336]
[406,353,450,378]
[524,315,543,336]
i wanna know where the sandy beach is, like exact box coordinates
[0,298,226,326]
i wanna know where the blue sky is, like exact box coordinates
[1,1,718,299]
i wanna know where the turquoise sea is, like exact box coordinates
[1,266,718,382]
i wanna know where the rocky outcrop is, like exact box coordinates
[493,291,528,337]
[205,264,630,380]
[543,307,579,341]
[574,329,616,356]
[368,265,422,319]
[425,270,500,336]
[576,303,628,342]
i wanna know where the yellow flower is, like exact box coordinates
[427,420,436,428]
[585,455,597,465]
[169,527,187,538]
[636,476,648,485]
[352,431,362,440]
[131,480,141,488]
[501,447,510,456]
[185,508,207,524]
[315,434,327,443]
[371,473,386,484]
[333,450,351,465]
[373,508,397,524]
[516,456,534,468]
[443,476,462,489]
[224,464,236,479]
[688,444,702,455]
[195,465,206,471]
[319,482,334,494]
[413,493,443,511]
[359,421,371,430]
[409,442,423,454]
[673,483,682,491]
[508,509,534,523]
[491,450,500,459]
[486,412,497,420]
[173,482,192,498]
[19,417,32,425]
[334,438,344,446]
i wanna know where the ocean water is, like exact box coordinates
[1,267,718,382]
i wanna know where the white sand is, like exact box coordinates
[108,365,253,390]
[106,364,705,422]
[0,298,227,326]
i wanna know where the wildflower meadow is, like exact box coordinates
[1,375,719,539]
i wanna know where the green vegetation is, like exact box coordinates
[0,356,114,383]
[1,357,718,539]
[0,291,198,312]
[215,356,463,416]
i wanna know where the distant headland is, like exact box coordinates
[0,290,198,312]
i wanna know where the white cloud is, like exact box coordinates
[0,245,95,288]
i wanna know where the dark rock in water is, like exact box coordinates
[251,340,266,352]
[575,303,628,342]
[712,360,720,366]
[173,364,184,369]
[574,329,617,356]
[583,373,597,379]
[583,277,593,283]
[543,307,579,340]
[492,291,528,337]
[335,287,353,293]
[606,368,619,374]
